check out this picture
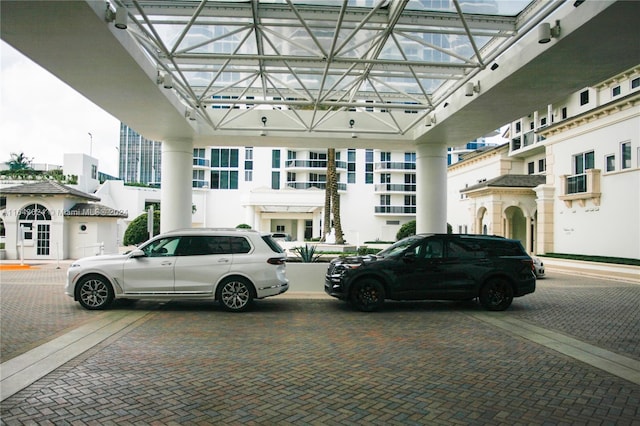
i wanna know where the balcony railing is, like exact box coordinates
[374,162,416,171]
[566,173,586,194]
[192,180,209,188]
[559,169,601,207]
[374,183,416,193]
[512,131,546,152]
[193,158,210,167]
[285,159,347,169]
[374,205,416,214]
[286,182,347,191]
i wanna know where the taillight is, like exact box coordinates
[522,259,534,271]
[267,257,285,265]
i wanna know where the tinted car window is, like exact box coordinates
[230,236,252,253]
[447,240,485,259]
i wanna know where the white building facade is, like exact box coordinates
[447,65,639,260]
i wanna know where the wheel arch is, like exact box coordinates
[479,273,516,295]
[215,274,257,300]
[346,272,389,299]
[74,272,116,301]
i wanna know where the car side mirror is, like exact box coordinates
[129,248,145,258]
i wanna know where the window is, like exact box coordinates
[574,151,595,174]
[562,107,568,119]
[621,142,631,169]
[272,150,280,168]
[380,152,391,162]
[91,164,97,179]
[271,171,280,189]
[538,158,546,173]
[404,152,416,163]
[404,195,416,206]
[605,154,615,172]
[612,85,621,97]
[210,170,238,189]
[211,148,239,167]
[580,90,589,106]
[143,237,181,257]
[568,151,594,194]
[632,77,640,89]
[527,162,535,175]
[347,148,356,184]
[515,122,521,133]
[380,195,390,206]
[244,147,253,182]
[380,173,390,184]
[540,117,547,127]
[365,149,374,184]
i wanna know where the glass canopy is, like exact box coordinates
[113,0,554,134]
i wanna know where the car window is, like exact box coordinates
[176,236,217,256]
[142,237,181,257]
[230,236,252,253]
[447,240,485,259]
[261,235,285,253]
[378,235,423,258]
[420,239,443,259]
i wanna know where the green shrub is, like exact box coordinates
[293,244,321,262]
[396,220,416,240]
[123,210,161,246]
[236,223,252,229]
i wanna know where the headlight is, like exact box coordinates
[69,263,81,268]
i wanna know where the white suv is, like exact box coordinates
[65,228,289,312]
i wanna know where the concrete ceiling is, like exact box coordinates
[1,0,639,151]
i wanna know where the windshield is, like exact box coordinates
[377,235,424,258]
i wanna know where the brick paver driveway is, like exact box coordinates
[1,266,639,424]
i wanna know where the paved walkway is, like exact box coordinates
[1,261,639,424]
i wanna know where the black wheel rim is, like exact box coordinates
[357,283,380,307]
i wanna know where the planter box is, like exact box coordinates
[285,262,328,293]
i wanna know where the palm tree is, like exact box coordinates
[6,152,33,171]
[324,148,344,244]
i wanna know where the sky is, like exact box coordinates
[0,41,121,176]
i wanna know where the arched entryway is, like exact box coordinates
[18,203,52,257]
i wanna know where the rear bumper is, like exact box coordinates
[257,281,289,298]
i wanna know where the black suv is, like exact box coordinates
[325,234,536,311]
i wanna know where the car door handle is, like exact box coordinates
[161,261,173,266]
[218,258,230,263]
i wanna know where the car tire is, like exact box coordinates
[350,278,385,312]
[479,278,514,311]
[218,277,254,312]
[77,274,114,310]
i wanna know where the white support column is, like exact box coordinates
[415,143,448,234]
[161,139,193,233]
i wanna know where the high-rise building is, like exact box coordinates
[118,123,161,185]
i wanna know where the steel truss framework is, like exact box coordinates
[112,0,560,136]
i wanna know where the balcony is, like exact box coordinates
[193,158,210,167]
[511,131,546,153]
[374,183,416,193]
[192,180,209,188]
[285,159,347,170]
[559,169,601,207]
[374,205,416,215]
[374,162,416,171]
[286,182,347,191]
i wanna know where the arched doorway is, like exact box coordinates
[504,205,527,248]
[18,203,52,257]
